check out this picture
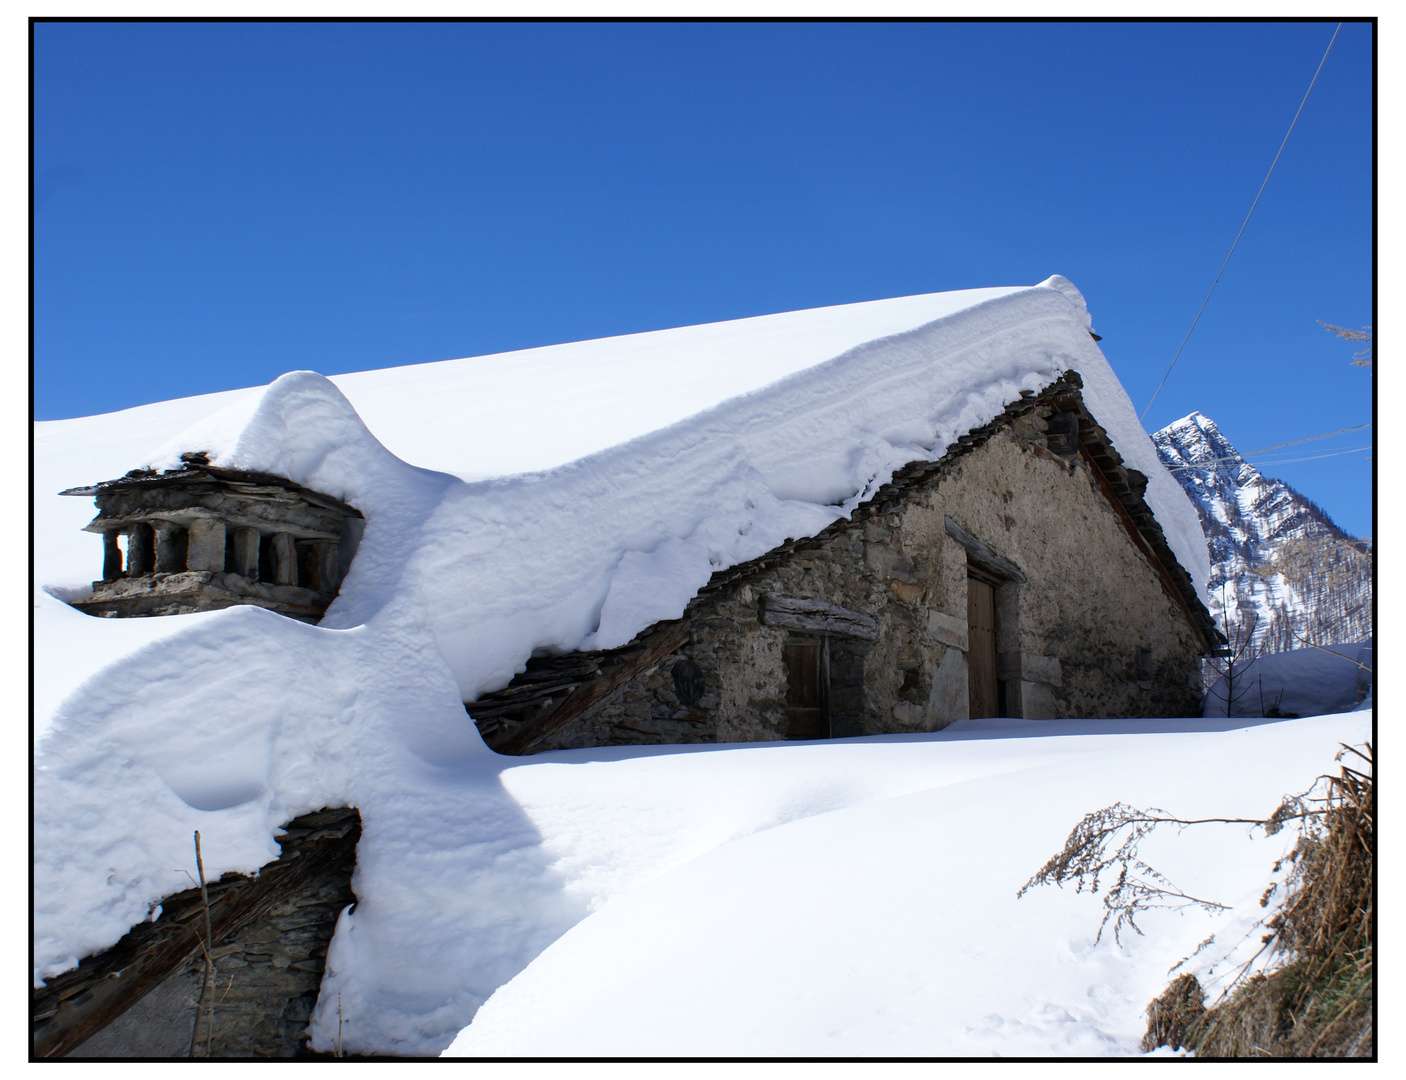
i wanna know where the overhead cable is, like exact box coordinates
[1238,420,1371,456]
[1159,420,1371,470]
[1140,22,1344,422]
[1163,443,1371,471]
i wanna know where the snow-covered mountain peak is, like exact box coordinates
[1151,416,1370,658]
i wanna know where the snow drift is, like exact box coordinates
[1204,640,1373,719]
[34,276,1218,1055]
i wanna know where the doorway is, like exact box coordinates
[966,566,1001,718]
[783,636,830,739]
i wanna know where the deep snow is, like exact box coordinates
[1204,639,1373,719]
[447,713,1369,1056]
[33,277,1227,1056]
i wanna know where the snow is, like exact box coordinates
[1204,640,1373,718]
[33,276,1225,1056]
[446,714,1367,1056]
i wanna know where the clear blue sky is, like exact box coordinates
[33,19,1373,536]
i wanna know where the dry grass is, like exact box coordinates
[1141,744,1373,1058]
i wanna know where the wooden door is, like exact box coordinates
[967,574,999,719]
[784,638,829,739]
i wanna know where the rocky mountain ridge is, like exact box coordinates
[1151,412,1371,657]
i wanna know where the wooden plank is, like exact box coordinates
[494,621,692,755]
[783,639,828,739]
[32,808,361,1059]
[761,595,878,641]
[967,576,999,719]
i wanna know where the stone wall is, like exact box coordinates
[524,401,1204,751]
[57,809,359,1059]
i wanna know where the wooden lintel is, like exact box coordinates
[493,621,692,756]
[760,595,879,641]
[943,516,1028,583]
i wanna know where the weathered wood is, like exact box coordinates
[760,594,879,641]
[32,808,361,1059]
[783,638,829,739]
[943,517,1027,584]
[493,620,692,755]
[967,575,999,719]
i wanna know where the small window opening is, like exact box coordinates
[295,540,319,590]
[258,534,275,583]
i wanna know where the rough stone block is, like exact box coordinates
[889,581,926,607]
[271,533,297,586]
[890,701,923,727]
[1012,679,1057,720]
[926,610,968,652]
[187,518,226,573]
[928,646,969,726]
[997,652,1062,687]
[864,543,916,582]
[127,523,155,576]
[232,527,261,580]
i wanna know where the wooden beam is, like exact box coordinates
[943,516,1028,583]
[493,620,692,756]
[760,595,879,641]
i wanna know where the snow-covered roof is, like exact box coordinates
[40,274,1207,704]
[33,275,1214,1053]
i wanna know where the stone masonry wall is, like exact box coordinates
[68,824,357,1059]
[530,404,1204,751]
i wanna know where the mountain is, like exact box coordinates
[1151,412,1372,658]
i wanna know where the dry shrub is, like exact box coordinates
[1140,974,1206,1053]
[1144,744,1373,1058]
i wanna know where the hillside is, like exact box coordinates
[1151,412,1371,657]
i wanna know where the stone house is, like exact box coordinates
[41,297,1222,1057]
[468,370,1222,755]
[58,370,1220,764]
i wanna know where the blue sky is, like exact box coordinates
[33,19,1372,536]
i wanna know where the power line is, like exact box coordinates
[1141,23,1344,422]
[1251,445,1372,468]
[1159,420,1371,471]
[1164,443,1371,472]
[1239,420,1371,456]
